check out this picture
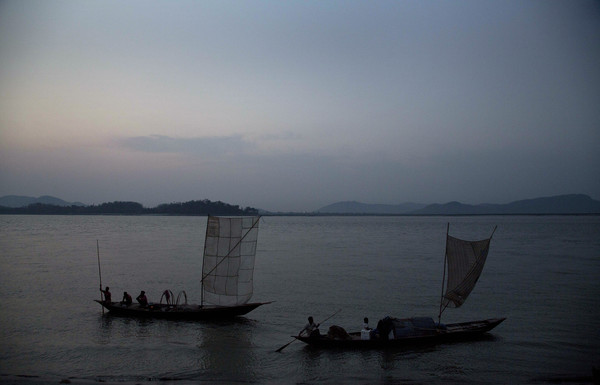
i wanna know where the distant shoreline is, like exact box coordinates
[1,212,598,217]
[0,200,258,216]
[1,193,599,216]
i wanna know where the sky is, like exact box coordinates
[1,1,599,212]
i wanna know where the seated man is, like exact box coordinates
[298,316,320,338]
[121,291,132,306]
[136,291,148,307]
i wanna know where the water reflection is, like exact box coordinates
[295,341,471,384]
[94,314,159,344]
[196,318,257,382]
[300,347,326,370]
[94,314,114,345]
[91,315,258,382]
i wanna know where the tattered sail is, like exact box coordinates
[201,216,260,307]
[442,227,496,309]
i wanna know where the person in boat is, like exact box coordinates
[100,286,111,303]
[136,291,148,307]
[121,291,132,306]
[298,316,320,338]
[361,317,372,340]
[374,317,394,340]
[363,317,371,330]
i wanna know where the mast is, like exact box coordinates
[200,215,211,308]
[438,223,449,324]
[97,240,104,314]
[490,225,498,239]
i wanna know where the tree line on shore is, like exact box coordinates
[0,199,259,216]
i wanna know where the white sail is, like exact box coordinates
[442,232,494,309]
[201,216,260,307]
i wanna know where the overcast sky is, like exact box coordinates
[1,1,599,212]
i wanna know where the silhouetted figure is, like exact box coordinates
[136,291,148,307]
[100,286,111,303]
[121,291,132,306]
[363,317,371,330]
[299,316,320,338]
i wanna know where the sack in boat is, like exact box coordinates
[327,325,351,340]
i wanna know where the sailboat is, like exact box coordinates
[294,224,505,348]
[95,216,271,319]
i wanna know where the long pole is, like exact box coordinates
[490,225,498,239]
[97,240,104,314]
[200,216,211,308]
[438,223,449,324]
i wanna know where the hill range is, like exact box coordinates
[0,195,85,208]
[1,194,599,215]
[316,194,600,215]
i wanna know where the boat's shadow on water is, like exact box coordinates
[91,314,260,383]
[95,313,258,344]
[300,332,501,354]
[296,333,505,383]
[97,312,258,326]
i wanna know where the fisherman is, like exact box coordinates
[136,291,148,307]
[298,316,320,338]
[363,317,371,330]
[100,286,111,303]
[375,317,393,340]
[361,317,372,340]
[121,291,132,306]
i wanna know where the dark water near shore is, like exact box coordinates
[0,215,599,384]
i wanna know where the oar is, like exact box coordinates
[275,309,342,352]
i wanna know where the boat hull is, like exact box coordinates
[294,317,506,349]
[94,300,270,320]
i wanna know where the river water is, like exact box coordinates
[0,215,598,384]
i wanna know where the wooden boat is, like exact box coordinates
[94,300,269,320]
[95,216,270,319]
[294,224,505,349]
[295,317,506,349]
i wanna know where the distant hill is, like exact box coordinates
[317,201,426,214]
[316,194,600,215]
[3,194,599,215]
[410,194,600,215]
[0,195,85,208]
[0,196,258,216]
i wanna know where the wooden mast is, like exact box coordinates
[97,240,104,314]
[200,216,211,308]
[438,223,449,324]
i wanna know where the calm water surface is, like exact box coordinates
[0,215,599,384]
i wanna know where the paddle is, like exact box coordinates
[275,309,341,352]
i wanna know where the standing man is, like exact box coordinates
[100,286,111,303]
